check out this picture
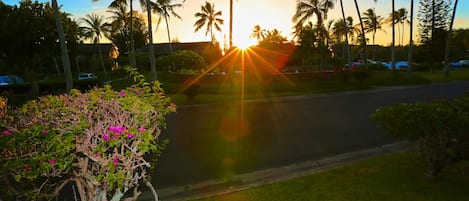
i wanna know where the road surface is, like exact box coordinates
[152,82,469,188]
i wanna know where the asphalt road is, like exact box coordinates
[152,82,469,188]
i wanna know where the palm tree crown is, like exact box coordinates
[80,14,110,44]
[292,0,334,29]
[153,0,184,53]
[250,25,267,43]
[194,1,224,43]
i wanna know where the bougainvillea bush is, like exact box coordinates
[0,67,176,200]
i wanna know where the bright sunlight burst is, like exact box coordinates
[235,37,257,50]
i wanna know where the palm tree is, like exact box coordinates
[339,0,351,68]
[80,14,110,79]
[292,0,334,29]
[108,0,136,67]
[397,8,408,46]
[332,20,348,60]
[153,0,184,54]
[139,0,157,81]
[408,0,414,75]
[107,2,135,66]
[250,25,267,43]
[391,0,396,71]
[362,8,383,60]
[229,0,233,49]
[444,0,459,76]
[293,0,334,70]
[51,0,73,92]
[194,1,224,44]
[353,0,367,68]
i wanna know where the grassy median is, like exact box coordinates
[193,152,469,201]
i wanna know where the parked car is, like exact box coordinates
[383,61,409,70]
[0,75,24,86]
[451,60,469,67]
[78,73,97,80]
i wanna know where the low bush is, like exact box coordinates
[371,96,469,178]
[0,67,176,200]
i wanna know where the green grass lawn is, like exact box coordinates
[5,70,469,106]
[192,152,469,201]
[162,70,469,105]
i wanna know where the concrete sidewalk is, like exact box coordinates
[138,142,411,201]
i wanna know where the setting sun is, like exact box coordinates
[236,38,256,50]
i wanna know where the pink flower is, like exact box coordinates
[95,152,99,158]
[135,90,141,95]
[119,90,126,97]
[24,165,32,171]
[138,127,146,132]
[103,134,110,142]
[42,129,49,134]
[2,129,11,136]
[112,156,119,168]
[127,133,134,139]
[49,158,56,165]
[109,126,126,134]
[170,103,176,108]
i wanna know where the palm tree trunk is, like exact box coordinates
[97,41,108,80]
[52,0,73,92]
[372,32,376,60]
[340,0,352,68]
[408,0,414,75]
[353,0,367,68]
[130,0,136,67]
[229,0,233,49]
[164,15,173,53]
[444,0,458,76]
[147,0,157,81]
[391,0,396,71]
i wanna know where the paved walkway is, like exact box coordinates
[139,142,411,201]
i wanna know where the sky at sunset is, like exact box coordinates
[3,0,469,46]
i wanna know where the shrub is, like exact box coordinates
[181,79,201,101]
[169,50,206,71]
[350,68,372,84]
[370,98,468,178]
[0,67,176,200]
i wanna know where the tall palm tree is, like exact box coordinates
[229,0,233,49]
[391,0,396,71]
[51,0,73,92]
[332,20,348,59]
[444,0,459,76]
[339,0,351,68]
[408,0,414,75]
[353,0,367,68]
[293,0,334,70]
[153,0,184,54]
[397,8,408,46]
[194,1,224,44]
[292,0,334,29]
[362,8,383,60]
[108,0,136,67]
[107,2,136,67]
[250,24,267,43]
[139,0,157,81]
[80,13,110,79]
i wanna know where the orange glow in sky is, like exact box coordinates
[5,0,469,46]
